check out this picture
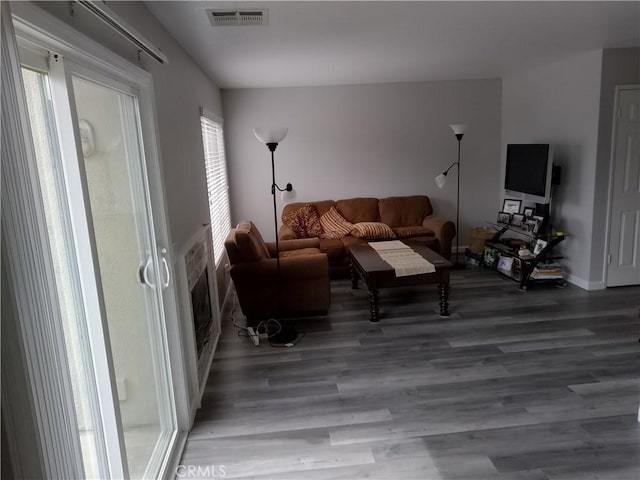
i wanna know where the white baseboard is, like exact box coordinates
[220,279,235,319]
[453,244,469,254]
[565,273,606,291]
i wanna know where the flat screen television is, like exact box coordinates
[504,144,553,203]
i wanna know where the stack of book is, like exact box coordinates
[531,263,564,279]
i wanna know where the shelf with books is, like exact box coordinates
[530,262,564,280]
[483,231,567,290]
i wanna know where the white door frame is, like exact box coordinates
[5,2,192,477]
[603,84,640,287]
[1,3,84,477]
[49,52,133,479]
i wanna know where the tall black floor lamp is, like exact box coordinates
[253,127,301,344]
[253,127,292,273]
[435,124,467,267]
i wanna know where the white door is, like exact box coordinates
[16,45,180,479]
[607,87,640,287]
[67,67,177,479]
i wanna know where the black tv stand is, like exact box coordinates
[484,225,567,290]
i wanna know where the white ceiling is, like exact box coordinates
[145,1,640,89]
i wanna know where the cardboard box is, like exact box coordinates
[469,227,497,254]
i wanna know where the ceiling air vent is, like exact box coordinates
[207,9,268,26]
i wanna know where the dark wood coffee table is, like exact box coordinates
[347,241,453,322]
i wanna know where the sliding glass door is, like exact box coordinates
[69,72,176,478]
[21,62,108,480]
[16,40,179,480]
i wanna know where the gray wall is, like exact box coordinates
[502,50,604,289]
[591,48,640,285]
[34,0,222,250]
[222,79,502,249]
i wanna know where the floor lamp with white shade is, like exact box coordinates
[253,127,293,274]
[252,127,301,345]
[435,124,467,267]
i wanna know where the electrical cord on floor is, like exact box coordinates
[269,331,305,348]
[230,293,251,338]
[230,293,284,339]
[254,318,282,339]
[229,286,305,346]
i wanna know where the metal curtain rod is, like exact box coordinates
[74,0,169,64]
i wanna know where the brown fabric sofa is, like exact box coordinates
[224,220,331,323]
[280,195,455,274]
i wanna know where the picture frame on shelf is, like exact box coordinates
[484,245,499,268]
[511,213,525,227]
[523,207,534,218]
[534,238,548,255]
[497,255,513,272]
[497,212,511,224]
[512,257,523,281]
[532,214,545,234]
[523,219,538,233]
[502,199,522,214]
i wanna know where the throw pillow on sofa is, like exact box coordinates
[392,225,435,238]
[319,206,354,239]
[351,222,396,239]
[283,204,323,238]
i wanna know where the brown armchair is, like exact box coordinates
[224,220,331,324]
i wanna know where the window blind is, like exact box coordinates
[200,115,231,266]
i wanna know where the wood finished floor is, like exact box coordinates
[180,267,640,480]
